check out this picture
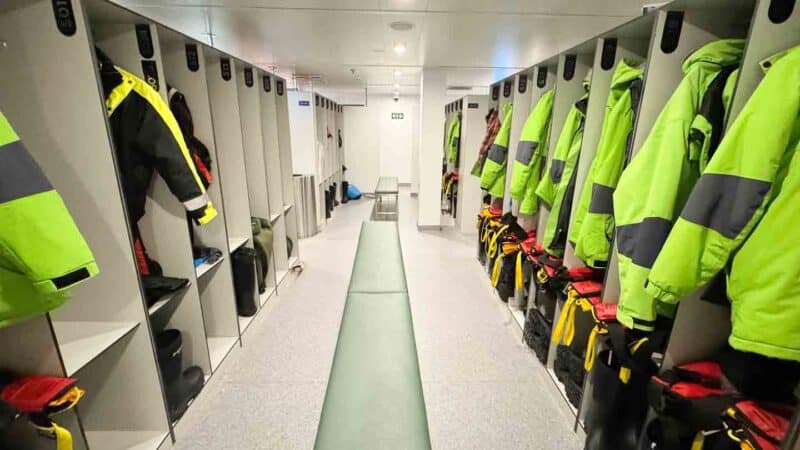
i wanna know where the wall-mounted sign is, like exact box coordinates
[244,67,254,87]
[220,58,232,81]
[468,102,479,109]
[391,112,404,120]
[263,74,271,92]
[51,0,77,36]
[185,44,199,72]
[299,100,310,106]
[135,24,154,59]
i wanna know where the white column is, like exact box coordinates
[417,68,447,227]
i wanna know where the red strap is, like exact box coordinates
[593,303,617,321]
[732,401,793,450]
[571,280,603,296]
[1,376,76,413]
[193,154,213,185]
[134,237,149,275]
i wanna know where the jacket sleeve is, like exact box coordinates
[511,91,554,202]
[645,58,798,303]
[134,93,217,225]
[0,112,98,294]
[480,104,513,191]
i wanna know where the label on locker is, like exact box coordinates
[277,79,285,96]
[244,67,254,87]
[141,60,159,92]
[503,80,512,98]
[263,74,272,92]
[185,44,199,72]
[518,74,528,93]
[51,0,77,36]
[220,58,232,81]
[468,102,479,109]
[537,67,548,88]
[660,11,684,54]
[135,24,154,59]
[601,38,617,71]
[491,84,500,101]
[563,54,576,81]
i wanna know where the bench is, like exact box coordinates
[371,176,399,221]
[315,221,431,450]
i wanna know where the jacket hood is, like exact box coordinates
[682,39,745,74]
[611,59,644,89]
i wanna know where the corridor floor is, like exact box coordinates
[173,189,583,449]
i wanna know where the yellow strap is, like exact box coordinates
[619,367,631,384]
[584,325,606,371]
[491,253,503,287]
[552,297,576,344]
[515,252,523,291]
[34,421,73,450]
[563,299,579,345]
[487,224,508,259]
[49,387,85,408]
[690,432,705,450]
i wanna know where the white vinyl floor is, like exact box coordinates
[172,189,583,449]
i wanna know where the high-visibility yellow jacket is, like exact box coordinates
[480,103,514,197]
[509,90,555,215]
[0,111,98,327]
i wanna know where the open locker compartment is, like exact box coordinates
[84,1,214,391]
[237,63,278,305]
[204,48,260,332]
[455,95,488,235]
[502,70,535,215]
[158,26,239,374]
[0,0,171,447]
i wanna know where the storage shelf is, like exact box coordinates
[260,286,276,306]
[228,236,249,253]
[208,336,237,371]
[195,255,225,279]
[288,256,298,268]
[84,430,168,450]
[53,320,140,376]
[147,282,190,316]
[238,313,256,333]
[283,203,293,214]
[270,212,281,224]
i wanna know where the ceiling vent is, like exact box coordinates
[389,21,414,31]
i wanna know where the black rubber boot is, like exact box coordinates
[231,248,257,317]
[341,181,349,204]
[165,366,205,422]
[156,330,182,385]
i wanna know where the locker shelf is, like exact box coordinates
[276,269,288,284]
[270,212,281,224]
[195,256,225,279]
[53,320,140,376]
[84,430,168,450]
[147,282,191,316]
[208,336,237,371]
[228,236,249,253]
[288,256,298,268]
[283,203,293,214]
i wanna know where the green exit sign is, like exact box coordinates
[391,112,404,120]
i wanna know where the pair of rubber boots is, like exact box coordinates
[156,330,204,422]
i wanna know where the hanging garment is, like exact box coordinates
[96,49,217,227]
[0,111,97,327]
[645,45,800,361]
[536,76,591,256]
[569,60,644,268]
[612,39,744,332]
[168,87,213,188]
[471,107,501,177]
[510,90,555,215]
[479,103,514,197]
[447,112,461,168]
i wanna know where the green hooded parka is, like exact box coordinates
[480,103,514,198]
[509,90,555,215]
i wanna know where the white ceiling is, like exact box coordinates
[115,0,648,99]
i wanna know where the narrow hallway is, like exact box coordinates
[173,190,582,449]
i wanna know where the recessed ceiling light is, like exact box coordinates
[394,82,400,89]
[393,70,402,77]
[389,21,414,32]
[393,42,407,55]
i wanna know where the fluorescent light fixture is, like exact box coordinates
[394,82,400,89]
[393,42,407,55]
[393,70,402,77]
